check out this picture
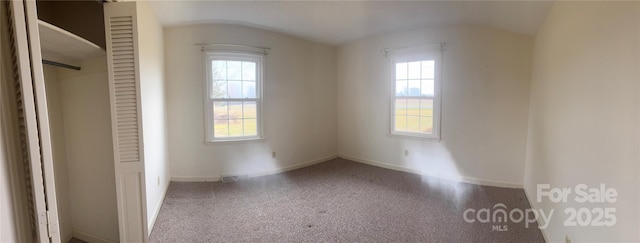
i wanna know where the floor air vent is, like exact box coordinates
[221,175,248,183]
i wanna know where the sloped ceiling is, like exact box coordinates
[149,1,554,46]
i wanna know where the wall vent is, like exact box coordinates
[221,175,249,183]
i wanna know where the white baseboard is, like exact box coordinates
[171,154,521,189]
[248,154,338,178]
[339,154,523,189]
[73,230,117,243]
[523,186,550,243]
[171,175,221,182]
[170,154,339,182]
[147,181,170,235]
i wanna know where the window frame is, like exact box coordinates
[388,49,442,139]
[204,51,264,142]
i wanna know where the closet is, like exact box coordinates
[2,1,165,242]
[40,15,118,243]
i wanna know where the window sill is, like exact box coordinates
[387,132,441,142]
[205,137,266,145]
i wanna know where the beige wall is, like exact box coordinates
[0,2,16,240]
[1,4,20,239]
[136,1,170,233]
[524,2,640,242]
[337,25,533,187]
[0,82,18,243]
[165,24,338,180]
[43,65,73,242]
[56,57,119,242]
[0,113,18,243]
[1,2,35,241]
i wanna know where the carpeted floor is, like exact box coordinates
[150,158,545,242]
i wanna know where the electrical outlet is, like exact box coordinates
[404,150,409,156]
[272,152,276,158]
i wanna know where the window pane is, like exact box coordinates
[419,99,433,117]
[408,80,421,96]
[229,119,243,136]
[391,59,437,137]
[407,99,420,115]
[211,81,228,98]
[208,55,263,141]
[396,62,407,79]
[407,116,420,132]
[242,62,256,81]
[421,79,434,96]
[420,116,433,134]
[227,61,241,80]
[213,101,228,120]
[395,115,407,131]
[395,99,407,115]
[395,80,407,96]
[243,119,257,136]
[242,81,256,98]
[408,61,421,79]
[212,61,226,80]
[214,120,229,137]
[421,60,434,79]
[228,81,242,98]
[228,101,243,119]
[243,101,256,119]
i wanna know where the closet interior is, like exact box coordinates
[37,1,119,242]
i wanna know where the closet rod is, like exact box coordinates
[42,60,81,71]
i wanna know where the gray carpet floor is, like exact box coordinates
[150,158,545,242]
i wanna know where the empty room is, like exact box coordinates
[0,0,639,242]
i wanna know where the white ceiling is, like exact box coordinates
[148,1,554,46]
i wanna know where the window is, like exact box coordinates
[204,52,263,142]
[390,49,441,138]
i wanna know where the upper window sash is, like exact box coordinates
[205,52,263,101]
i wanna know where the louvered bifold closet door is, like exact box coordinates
[5,0,61,242]
[104,2,149,242]
[111,16,140,163]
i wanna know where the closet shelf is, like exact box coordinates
[38,20,105,67]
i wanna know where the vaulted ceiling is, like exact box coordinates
[149,1,554,46]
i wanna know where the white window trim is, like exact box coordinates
[203,51,264,143]
[388,48,443,139]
